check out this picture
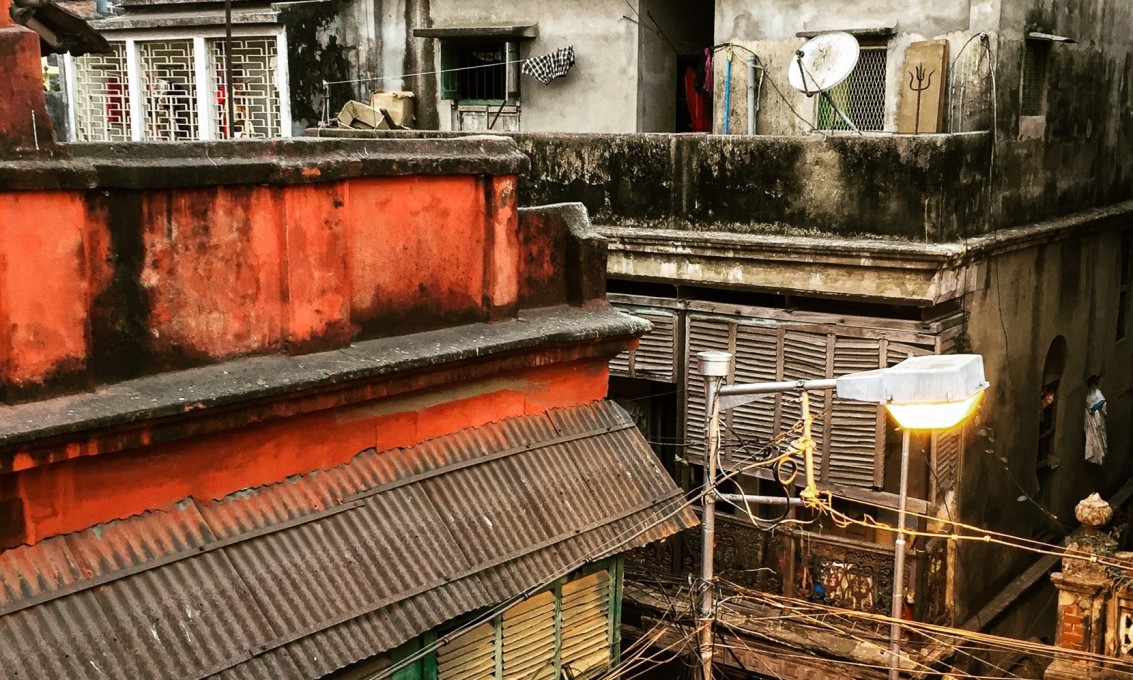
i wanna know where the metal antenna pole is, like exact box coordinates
[889,429,912,679]
[695,351,731,680]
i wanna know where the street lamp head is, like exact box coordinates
[835,354,988,430]
[697,351,734,377]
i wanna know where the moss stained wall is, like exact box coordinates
[957,220,1133,629]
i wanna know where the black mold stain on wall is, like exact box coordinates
[280,2,355,130]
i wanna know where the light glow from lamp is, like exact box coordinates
[885,390,985,431]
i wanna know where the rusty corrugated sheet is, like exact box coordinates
[0,401,696,680]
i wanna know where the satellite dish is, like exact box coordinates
[787,32,861,95]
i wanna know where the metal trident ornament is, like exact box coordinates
[907,64,935,134]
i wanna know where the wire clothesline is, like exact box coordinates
[322,58,526,87]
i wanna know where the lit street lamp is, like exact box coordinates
[694,352,988,680]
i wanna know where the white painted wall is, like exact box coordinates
[428,0,643,132]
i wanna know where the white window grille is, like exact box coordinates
[207,37,280,139]
[816,46,888,132]
[138,39,198,141]
[68,34,287,142]
[72,43,131,142]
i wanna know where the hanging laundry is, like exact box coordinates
[703,47,714,93]
[684,66,710,132]
[1085,378,1108,465]
[522,45,576,85]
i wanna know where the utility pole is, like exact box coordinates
[695,351,731,680]
[888,429,912,680]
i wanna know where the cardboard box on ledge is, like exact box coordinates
[370,91,415,128]
[337,100,392,130]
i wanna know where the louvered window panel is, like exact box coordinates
[560,570,612,679]
[731,324,780,465]
[138,40,199,141]
[780,331,828,471]
[686,316,732,458]
[502,590,556,680]
[827,338,884,486]
[886,341,932,366]
[934,428,962,494]
[72,42,131,142]
[632,312,676,382]
[609,348,631,377]
[438,620,497,680]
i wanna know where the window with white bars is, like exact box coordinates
[816,46,888,132]
[139,39,198,141]
[69,35,285,141]
[207,37,280,139]
[72,42,131,142]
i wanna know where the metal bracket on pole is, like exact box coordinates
[717,493,804,506]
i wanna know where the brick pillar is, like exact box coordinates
[1046,494,1116,680]
[0,0,55,151]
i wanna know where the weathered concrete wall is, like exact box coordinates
[424,0,642,133]
[513,132,992,240]
[281,0,409,133]
[0,137,622,402]
[958,219,1133,626]
[311,128,994,241]
[990,0,1133,229]
[713,0,991,135]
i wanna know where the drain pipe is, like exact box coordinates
[746,54,762,135]
[722,47,733,134]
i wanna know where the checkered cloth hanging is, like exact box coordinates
[522,45,576,85]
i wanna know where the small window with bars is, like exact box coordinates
[440,40,515,103]
[1021,39,1050,116]
[816,45,888,132]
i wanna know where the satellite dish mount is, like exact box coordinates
[788,32,863,134]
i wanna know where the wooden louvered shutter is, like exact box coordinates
[730,324,780,467]
[780,330,829,473]
[438,620,497,680]
[686,316,732,458]
[933,427,963,496]
[502,590,556,680]
[886,341,932,366]
[827,337,884,487]
[609,344,631,378]
[632,312,677,382]
[560,570,612,679]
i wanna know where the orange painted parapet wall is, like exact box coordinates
[0,138,609,402]
[10,357,611,546]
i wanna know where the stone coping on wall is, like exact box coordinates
[0,136,529,190]
[0,305,649,461]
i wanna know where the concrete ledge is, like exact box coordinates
[0,136,529,190]
[0,305,649,464]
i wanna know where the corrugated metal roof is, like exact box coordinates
[0,401,695,680]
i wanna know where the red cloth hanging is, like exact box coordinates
[684,66,711,133]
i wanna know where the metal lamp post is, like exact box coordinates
[694,352,988,680]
